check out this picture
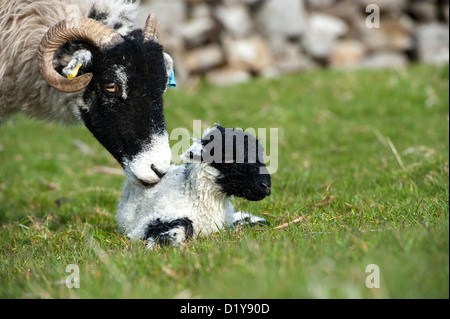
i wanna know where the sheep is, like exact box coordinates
[117,125,272,248]
[0,0,175,185]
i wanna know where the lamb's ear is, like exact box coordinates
[180,138,203,163]
[180,126,221,163]
[201,125,221,138]
[164,53,176,89]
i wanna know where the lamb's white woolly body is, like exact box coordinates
[118,163,236,241]
[117,126,271,248]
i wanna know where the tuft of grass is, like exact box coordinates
[0,64,448,298]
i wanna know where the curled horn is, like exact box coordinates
[37,18,124,93]
[143,13,160,42]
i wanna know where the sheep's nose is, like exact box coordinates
[138,165,167,187]
[151,164,166,179]
[260,182,271,195]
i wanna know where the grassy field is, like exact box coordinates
[0,64,448,299]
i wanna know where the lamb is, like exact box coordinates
[0,0,175,185]
[117,125,272,248]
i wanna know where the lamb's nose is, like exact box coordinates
[260,182,271,195]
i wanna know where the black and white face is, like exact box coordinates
[213,158,272,201]
[188,126,272,201]
[78,37,171,185]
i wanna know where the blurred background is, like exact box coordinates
[137,0,449,87]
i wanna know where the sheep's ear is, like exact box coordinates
[163,53,176,90]
[180,138,202,163]
[62,49,93,80]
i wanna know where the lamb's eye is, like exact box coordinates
[104,83,121,95]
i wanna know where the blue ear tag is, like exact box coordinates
[168,70,177,88]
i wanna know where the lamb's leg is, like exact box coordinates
[229,211,269,229]
[144,218,194,248]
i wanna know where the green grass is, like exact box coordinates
[0,64,448,299]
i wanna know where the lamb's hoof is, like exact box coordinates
[144,218,194,248]
[231,212,270,229]
[146,228,187,249]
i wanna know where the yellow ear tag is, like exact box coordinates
[67,63,83,80]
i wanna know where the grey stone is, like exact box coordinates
[360,51,408,69]
[415,23,450,65]
[214,3,254,37]
[302,13,348,59]
[256,0,308,38]
[223,36,272,72]
[183,45,225,73]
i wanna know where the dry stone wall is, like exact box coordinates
[138,0,449,86]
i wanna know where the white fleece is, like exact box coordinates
[117,163,237,241]
[116,126,268,247]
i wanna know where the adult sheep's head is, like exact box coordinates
[37,14,172,186]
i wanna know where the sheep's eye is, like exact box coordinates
[104,83,121,95]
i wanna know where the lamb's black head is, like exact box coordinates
[186,125,272,201]
[37,15,172,186]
